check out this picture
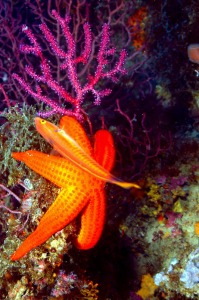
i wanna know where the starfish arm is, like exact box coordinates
[74,130,115,249]
[75,188,105,250]
[12,150,90,189]
[59,116,93,156]
[11,186,90,260]
[94,129,115,171]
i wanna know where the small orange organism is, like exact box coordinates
[128,7,148,50]
[136,273,158,299]
[194,222,199,235]
[188,44,199,64]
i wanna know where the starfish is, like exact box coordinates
[34,117,139,189]
[10,116,116,260]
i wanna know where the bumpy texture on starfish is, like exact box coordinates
[10,116,115,260]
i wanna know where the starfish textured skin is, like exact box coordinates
[10,116,115,260]
[34,117,140,189]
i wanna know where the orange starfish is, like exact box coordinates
[34,117,139,189]
[10,116,116,260]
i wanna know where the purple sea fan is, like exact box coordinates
[13,10,127,119]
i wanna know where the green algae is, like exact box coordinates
[0,104,55,186]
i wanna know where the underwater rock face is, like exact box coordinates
[180,248,199,288]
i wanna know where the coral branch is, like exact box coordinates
[0,84,11,108]
[115,99,172,179]
[0,183,21,204]
[13,9,127,119]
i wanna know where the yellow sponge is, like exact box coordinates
[136,273,158,299]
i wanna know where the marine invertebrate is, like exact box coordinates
[10,116,139,260]
[194,222,199,236]
[80,281,99,300]
[115,99,171,179]
[51,270,78,297]
[188,44,199,64]
[34,117,139,188]
[136,273,158,300]
[128,6,148,50]
[0,1,139,115]
[13,9,127,119]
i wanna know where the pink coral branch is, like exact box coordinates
[0,183,21,204]
[115,99,172,179]
[0,84,11,108]
[0,183,34,233]
[0,203,22,216]
[13,9,127,119]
